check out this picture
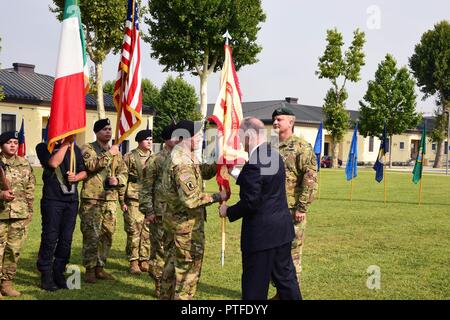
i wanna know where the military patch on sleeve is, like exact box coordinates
[83,152,91,160]
[186,181,195,191]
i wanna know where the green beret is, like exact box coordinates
[174,120,202,139]
[135,129,152,142]
[94,118,111,133]
[272,107,295,120]
[0,131,19,145]
[161,122,177,141]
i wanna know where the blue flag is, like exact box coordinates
[18,118,26,157]
[313,122,323,171]
[345,123,358,181]
[373,122,387,182]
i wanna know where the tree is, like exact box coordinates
[409,20,450,168]
[50,0,130,119]
[316,28,366,167]
[359,54,421,167]
[144,0,266,119]
[104,77,160,115]
[153,76,200,142]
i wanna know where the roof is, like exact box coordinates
[206,98,359,126]
[0,63,154,115]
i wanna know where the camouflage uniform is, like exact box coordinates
[123,148,151,263]
[140,145,170,293]
[158,144,221,300]
[277,135,318,286]
[0,153,35,281]
[79,142,127,269]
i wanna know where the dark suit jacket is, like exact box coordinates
[227,142,295,253]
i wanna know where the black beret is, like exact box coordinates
[0,131,19,145]
[135,129,152,142]
[94,118,111,133]
[173,120,203,139]
[161,122,177,141]
[272,107,295,120]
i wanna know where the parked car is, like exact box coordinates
[321,156,332,168]
[321,156,342,168]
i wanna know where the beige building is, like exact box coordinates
[0,63,154,165]
[206,97,447,167]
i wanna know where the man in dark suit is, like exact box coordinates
[219,117,301,300]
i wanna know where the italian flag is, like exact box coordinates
[48,0,89,152]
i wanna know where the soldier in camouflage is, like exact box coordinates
[158,120,227,300]
[79,119,128,283]
[140,122,178,298]
[0,131,35,298]
[272,107,318,296]
[122,129,153,275]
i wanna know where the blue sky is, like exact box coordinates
[0,0,448,115]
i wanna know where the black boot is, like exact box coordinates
[53,270,68,289]
[41,272,59,291]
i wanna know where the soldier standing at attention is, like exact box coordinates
[79,119,128,283]
[140,122,177,298]
[272,107,318,298]
[122,129,153,274]
[0,131,35,298]
[158,120,228,300]
[35,135,87,291]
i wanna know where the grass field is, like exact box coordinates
[8,167,450,300]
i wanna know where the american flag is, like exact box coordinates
[113,0,142,144]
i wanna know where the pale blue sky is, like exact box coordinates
[0,0,449,115]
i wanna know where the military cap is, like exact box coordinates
[161,122,177,141]
[135,129,152,142]
[0,131,19,145]
[173,120,202,139]
[272,107,295,120]
[94,118,111,133]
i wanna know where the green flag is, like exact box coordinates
[412,125,426,184]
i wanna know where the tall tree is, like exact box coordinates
[104,78,160,110]
[359,54,421,167]
[144,0,266,119]
[409,20,450,168]
[154,76,200,142]
[316,28,366,167]
[50,0,130,119]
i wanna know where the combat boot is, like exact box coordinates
[84,267,97,284]
[95,266,114,280]
[154,279,161,299]
[130,260,141,275]
[53,272,68,289]
[1,280,21,297]
[40,272,59,291]
[139,260,149,273]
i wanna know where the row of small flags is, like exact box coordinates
[313,121,426,184]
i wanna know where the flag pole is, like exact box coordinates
[317,169,321,200]
[221,201,226,268]
[350,179,354,202]
[383,154,387,205]
[69,141,75,174]
[418,175,423,206]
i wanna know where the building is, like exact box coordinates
[0,63,154,165]
[206,97,447,167]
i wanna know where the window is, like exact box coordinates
[369,136,374,152]
[446,141,448,155]
[432,143,436,152]
[1,114,16,133]
[400,142,405,150]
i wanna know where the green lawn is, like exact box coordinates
[9,167,450,300]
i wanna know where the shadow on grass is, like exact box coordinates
[197,282,241,300]
[317,197,450,207]
[12,249,158,300]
